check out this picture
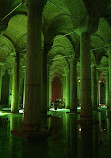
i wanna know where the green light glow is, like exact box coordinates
[49,108,70,112]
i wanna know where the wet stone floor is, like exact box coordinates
[0,108,111,158]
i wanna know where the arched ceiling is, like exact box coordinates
[0,0,111,75]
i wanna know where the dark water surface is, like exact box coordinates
[0,108,111,158]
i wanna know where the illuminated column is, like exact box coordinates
[106,70,109,108]
[77,77,80,105]
[91,65,97,110]
[98,80,101,105]
[23,0,46,129]
[70,57,77,112]
[11,53,20,113]
[47,65,51,109]
[8,74,12,106]
[66,71,70,108]
[80,32,92,118]
[97,73,99,106]
[108,51,111,111]
[23,70,26,108]
[62,75,66,107]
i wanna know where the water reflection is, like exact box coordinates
[0,110,111,158]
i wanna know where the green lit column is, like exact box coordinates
[70,57,77,112]
[91,65,97,111]
[77,77,80,106]
[108,51,111,111]
[106,70,109,108]
[11,53,20,113]
[23,0,46,129]
[62,75,66,107]
[66,71,70,108]
[47,64,51,109]
[80,32,92,119]
[97,73,99,106]
[23,70,26,108]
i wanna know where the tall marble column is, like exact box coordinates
[23,0,46,129]
[11,53,20,113]
[80,32,92,119]
[106,70,109,108]
[70,57,77,112]
[91,65,97,111]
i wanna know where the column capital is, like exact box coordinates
[26,0,47,10]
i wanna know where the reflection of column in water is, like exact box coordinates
[65,115,78,158]
[93,124,99,158]
[107,117,111,146]
[98,112,101,130]
[70,116,78,158]
[50,116,63,139]
[80,124,93,158]
[10,114,23,131]
[9,115,22,158]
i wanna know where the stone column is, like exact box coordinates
[23,71,26,109]
[77,77,80,106]
[66,71,70,108]
[106,70,109,108]
[91,65,97,111]
[108,51,111,111]
[23,0,46,129]
[48,72,51,108]
[70,57,77,112]
[80,32,92,119]
[11,53,20,113]
[98,80,101,105]
[62,75,66,108]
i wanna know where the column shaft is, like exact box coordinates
[106,70,109,108]
[91,65,97,110]
[80,32,92,118]
[70,58,77,112]
[11,53,19,113]
[23,2,44,127]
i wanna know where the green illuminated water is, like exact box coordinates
[0,109,111,158]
